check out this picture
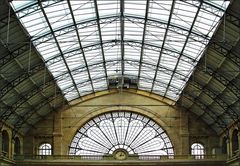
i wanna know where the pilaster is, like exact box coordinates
[180,110,189,155]
[0,130,2,156]
[53,112,62,155]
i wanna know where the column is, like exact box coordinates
[238,127,240,156]
[0,131,2,156]
[180,110,189,155]
[11,139,15,159]
[226,138,230,159]
[53,112,62,155]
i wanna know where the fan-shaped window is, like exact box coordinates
[2,130,9,157]
[14,137,21,155]
[191,143,204,159]
[69,111,174,159]
[232,129,239,155]
[38,143,52,155]
[222,136,227,154]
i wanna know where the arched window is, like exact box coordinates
[232,129,239,155]
[222,136,227,154]
[38,143,52,155]
[69,111,174,159]
[2,130,9,157]
[191,143,204,159]
[14,137,21,155]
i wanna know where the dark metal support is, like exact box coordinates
[163,1,203,97]
[67,0,95,93]
[38,0,81,97]
[120,0,125,78]
[93,0,109,89]
[137,0,150,86]
[150,0,175,93]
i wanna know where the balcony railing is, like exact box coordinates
[14,154,227,161]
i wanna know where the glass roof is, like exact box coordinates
[69,111,174,157]
[11,0,229,101]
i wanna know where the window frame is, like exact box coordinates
[191,143,205,159]
[38,143,52,155]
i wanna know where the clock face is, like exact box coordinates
[113,149,128,160]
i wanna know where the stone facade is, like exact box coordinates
[1,90,239,165]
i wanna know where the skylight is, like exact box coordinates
[11,0,229,101]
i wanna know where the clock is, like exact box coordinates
[113,149,128,160]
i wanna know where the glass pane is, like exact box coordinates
[69,111,174,157]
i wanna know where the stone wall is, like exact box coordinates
[24,90,219,156]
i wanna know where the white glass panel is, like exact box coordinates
[70,0,96,22]
[69,111,174,156]
[92,78,107,91]
[97,0,119,17]
[44,1,73,30]
[125,20,144,42]
[11,0,230,101]
[124,61,138,76]
[78,25,99,47]
[142,48,160,65]
[21,10,49,37]
[11,0,34,10]
[65,54,85,71]
[56,31,79,53]
[145,25,165,47]
[125,1,146,17]
[104,45,120,61]
[124,45,141,61]
[171,1,199,29]
[148,0,172,22]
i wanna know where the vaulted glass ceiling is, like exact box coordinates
[11,0,229,101]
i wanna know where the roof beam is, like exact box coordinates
[120,0,125,77]
[150,0,176,93]
[163,1,203,97]
[67,0,95,94]
[32,15,209,43]
[38,0,81,97]
[137,0,150,85]
[93,0,108,88]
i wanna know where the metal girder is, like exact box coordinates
[61,71,181,98]
[14,0,62,19]
[51,58,186,93]
[225,13,240,28]
[0,43,29,67]
[186,0,224,17]
[137,0,150,84]
[183,94,227,130]
[205,66,240,98]
[120,0,125,77]
[46,39,197,67]
[187,81,238,121]
[52,58,187,83]
[38,0,81,97]
[67,0,95,94]
[211,41,240,68]
[0,64,45,98]
[0,101,36,130]
[32,15,209,46]
[0,78,55,120]
[13,93,64,132]
[164,1,203,97]
[93,0,108,88]
[150,0,175,93]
